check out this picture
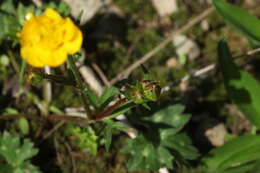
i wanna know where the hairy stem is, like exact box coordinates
[68,55,92,120]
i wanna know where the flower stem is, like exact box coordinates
[19,60,27,86]
[7,50,20,73]
[68,55,92,120]
[43,66,52,116]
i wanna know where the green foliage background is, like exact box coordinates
[0,0,260,173]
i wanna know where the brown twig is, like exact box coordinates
[54,136,63,167]
[94,98,128,120]
[109,7,215,85]
[234,47,260,58]
[161,47,260,92]
[0,97,129,124]
[125,33,144,60]
[91,62,111,86]
[42,121,66,141]
[0,114,41,121]
[0,114,88,124]
[64,142,77,173]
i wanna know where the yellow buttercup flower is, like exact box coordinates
[19,8,83,67]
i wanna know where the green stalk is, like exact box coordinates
[67,55,92,121]
[19,60,27,86]
[7,50,20,73]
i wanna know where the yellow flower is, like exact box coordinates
[19,8,83,67]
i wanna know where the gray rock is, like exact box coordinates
[152,0,178,17]
[205,123,227,147]
[63,0,111,24]
[173,35,200,60]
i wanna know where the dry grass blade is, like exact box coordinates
[109,7,215,85]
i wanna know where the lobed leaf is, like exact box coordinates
[0,132,40,172]
[146,104,191,136]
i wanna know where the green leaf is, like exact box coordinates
[218,39,260,128]
[219,144,260,169]
[162,133,199,160]
[203,134,260,173]
[252,160,260,173]
[86,86,119,110]
[0,132,39,172]
[0,0,16,14]
[57,1,70,16]
[0,54,9,66]
[126,154,143,171]
[102,100,134,120]
[146,104,191,135]
[0,13,20,42]
[218,162,258,173]
[157,146,174,169]
[122,135,166,171]
[49,105,63,114]
[3,107,18,114]
[99,86,119,108]
[213,0,260,46]
[17,118,29,135]
[66,126,98,155]
[0,0,23,43]
[122,104,198,171]
[85,88,100,109]
[104,126,112,152]
[17,3,35,25]
[103,120,128,151]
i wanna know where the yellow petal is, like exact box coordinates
[21,46,46,67]
[19,8,83,68]
[20,18,41,46]
[47,48,68,67]
[66,29,83,54]
[44,8,62,21]
[61,18,83,54]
